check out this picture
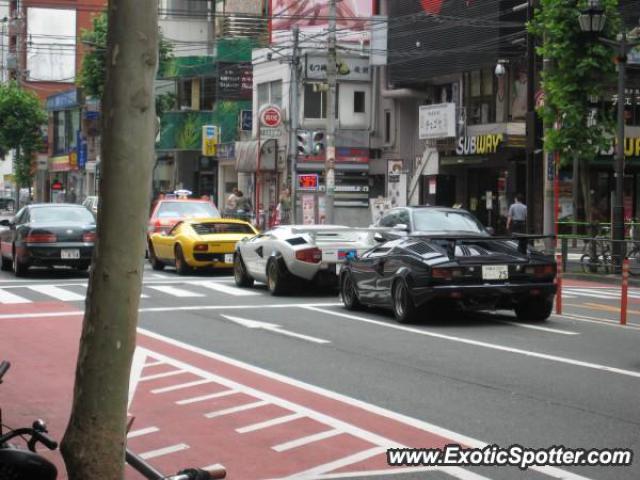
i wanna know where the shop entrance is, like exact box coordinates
[467,168,512,233]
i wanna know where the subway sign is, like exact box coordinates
[456,134,503,155]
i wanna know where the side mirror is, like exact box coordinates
[393,223,409,232]
[374,232,386,243]
[486,227,495,236]
[0,219,10,227]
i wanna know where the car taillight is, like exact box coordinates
[431,267,463,280]
[83,232,97,243]
[194,244,208,252]
[533,265,555,277]
[148,219,172,234]
[296,247,322,263]
[25,233,57,243]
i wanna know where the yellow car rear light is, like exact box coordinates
[194,244,208,252]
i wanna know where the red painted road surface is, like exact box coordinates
[2,303,471,480]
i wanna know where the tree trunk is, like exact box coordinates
[60,1,158,478]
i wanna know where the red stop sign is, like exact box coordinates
[260,106,282,128]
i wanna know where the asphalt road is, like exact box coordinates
[1,263,639,480]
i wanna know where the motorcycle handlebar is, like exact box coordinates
[33,430,58,450]
[172,467,227,480]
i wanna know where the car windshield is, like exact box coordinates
[30,206,96,224]
[192,222,254,234]
[156,201,220,219]
[412,209,486,234]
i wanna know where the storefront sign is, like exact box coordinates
[216,143,235,160]
[51,180,63,191]
[49,155,71,172]
[218,62,253,100]
[455,134,503,155]
[46,89,78,111]
[202,125,219,157]
[387,159,406,207]
[599,137,640,157]
[419,103,456,140]
[69,151,78,170]
[297,174,319,191]
[77,131,87,169]
[302,194,316,225]
[305,55,371,81]
[240,110,253,131]
[259,105,283,139]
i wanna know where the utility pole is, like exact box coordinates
[525,0,535,233]
[289,26,300,223]
[324,0,337,224]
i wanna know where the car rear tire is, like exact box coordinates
[341,273,363,310]
[234,253,254,288]
[148,244,165,271]
[392,279,416,324]
[12,251,27,277]
[1,254,11,271]
[267,258,289,296]
[515,296,553,322]
[175,245,191,276]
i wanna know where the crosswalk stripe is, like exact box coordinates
[147,285,205,298]
[564,289,618,299]
[196,281,259,296]
[28,285,85,301]
[0,288,32,304]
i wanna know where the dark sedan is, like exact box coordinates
[0,203,96,276]
[341,207,556,323]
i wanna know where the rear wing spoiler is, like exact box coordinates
[413,234,555,259]
[290,227,391,241]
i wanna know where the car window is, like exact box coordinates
[167,221,184,236]
[30,206,96,224]
[191,222,255,234]
[14,208,27,224]
[156,201,220,219]
[397,209,410,226]
[379,211,398,227]
[364,246,392,258]
[412,209,486,234]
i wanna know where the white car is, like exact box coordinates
[234,225,377,295]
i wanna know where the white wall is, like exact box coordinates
[26,8,76,82]
[159,18,212,57]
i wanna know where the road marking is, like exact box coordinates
[554,313,640,330]
[127,426,159,439]
[0,288,31,304]
[176,389,238,405]
[563,288,616,300]
[491,319,579,335]
[204,400,269,418]
[144,360,164,367]
[0,311,84,320]
[236,412,304,433]
[303,306,640,379]
[147,285,204,298]
[298,467,449,479]
[152,379,214,394]
[139,443,189,460]
[28,285,85,301]
[220,314,331,344]
[139,369,186,382]
[197,281,260,296]
[272,429,342,452]
[137,331,594,480]
[282,447,386,479]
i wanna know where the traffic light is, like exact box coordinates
[296,130,312,156]
[312,131,325,156]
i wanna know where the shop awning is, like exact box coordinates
[235,139,277,173]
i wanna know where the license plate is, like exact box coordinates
[321,250,337,262]
[482,265,508,280]
[224,254,234,264]
[61,249,80,259]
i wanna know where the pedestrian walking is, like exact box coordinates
[507,193,527,234]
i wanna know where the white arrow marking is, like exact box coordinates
[220,314,330,344]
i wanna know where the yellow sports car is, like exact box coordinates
[148,217,258,274]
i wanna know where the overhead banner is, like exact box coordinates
[270,0,372,45]
[419,103,456,140]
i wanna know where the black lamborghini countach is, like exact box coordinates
[340,207,556,323]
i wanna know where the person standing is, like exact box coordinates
[277,188,292,225]
[235,190,253,222]
[225,187,239,216]
[507,193,527,234]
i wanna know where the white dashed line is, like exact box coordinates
[236,412,304,433]
[176,389,238,405]
[272,429,342,452]
[139,443,189,460]
[204,400,269,418]
[152,379,214,394]
[127,426,159,439]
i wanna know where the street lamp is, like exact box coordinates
[578,0,640,269]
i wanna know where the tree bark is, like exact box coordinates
[60,1,158,478]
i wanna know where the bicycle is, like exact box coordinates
[0,360,226,480]
[580,225,613,274]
